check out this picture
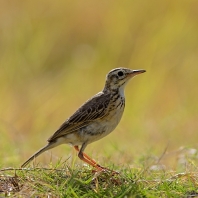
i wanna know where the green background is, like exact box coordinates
[0,0,198,169]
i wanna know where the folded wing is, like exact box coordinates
[48,92,111,142]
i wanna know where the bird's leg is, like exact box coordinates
[74,146,104,171]
[74,146,98,165]
[74,146,119,174]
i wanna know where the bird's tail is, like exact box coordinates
[21,143,56,168]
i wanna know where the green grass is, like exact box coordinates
[1,0,198,197]
[1,147,198,197]
[1,154,198,197]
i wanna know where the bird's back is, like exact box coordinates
[48,91,112,142]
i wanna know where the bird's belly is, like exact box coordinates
[82,107,124,143]
[60,106,124,146]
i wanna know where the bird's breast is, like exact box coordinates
[93,95,125,135]
[105,96,125,128]
[77,95,125,144]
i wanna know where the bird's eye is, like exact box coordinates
[117,71,124,77]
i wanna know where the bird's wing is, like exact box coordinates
[48,92,111,142]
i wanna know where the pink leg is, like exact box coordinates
[74,146,119,174]
[74,146,105,171]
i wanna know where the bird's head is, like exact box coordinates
[104,68,146,93]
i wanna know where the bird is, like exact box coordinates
[21,68,146,172]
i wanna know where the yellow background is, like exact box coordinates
[0,0,198,169]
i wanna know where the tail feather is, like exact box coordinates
[21,143,55,168]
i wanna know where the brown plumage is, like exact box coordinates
[21,68,145,171]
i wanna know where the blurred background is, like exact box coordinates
[0,0,198,169]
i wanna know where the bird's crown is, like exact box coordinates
[104,67,145,92]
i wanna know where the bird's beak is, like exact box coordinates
[128,69,146,77]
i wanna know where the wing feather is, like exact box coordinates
[48,92,111,142]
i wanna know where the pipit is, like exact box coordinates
[21,68,145,172]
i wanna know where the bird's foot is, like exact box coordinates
[92,165,119,175]
[91,167,121,185]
